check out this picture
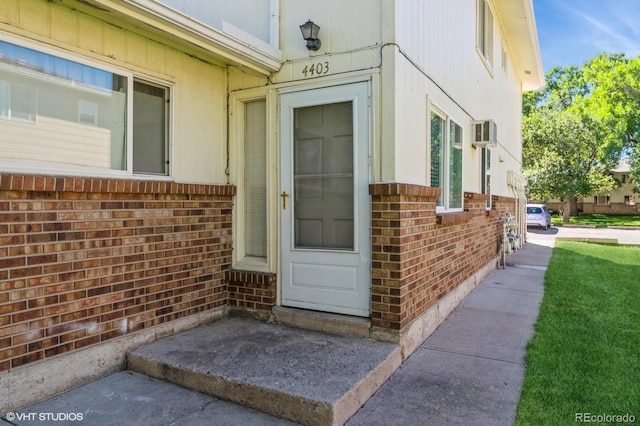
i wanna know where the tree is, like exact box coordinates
[523,108,615,222]
[580,54,640,182]
[522,54,640,220]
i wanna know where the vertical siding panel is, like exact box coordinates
[18,0,50,37]
[147,40,168,77]
[50,5,78,47]
[392,0,524,194]
[78,14,104,55]
[172,57,226,184]
[103,24,126,62]
[126,33,148,69]
[0,0,19,26]
[278,0,382,66]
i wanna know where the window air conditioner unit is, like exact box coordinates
[472,120,498,148]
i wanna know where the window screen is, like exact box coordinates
[244,100,267,258]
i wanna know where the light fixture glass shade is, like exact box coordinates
[300,20,320,39]
[300,20,321,50]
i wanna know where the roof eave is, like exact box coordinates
[494,0,544,91]
[82,0,283,75]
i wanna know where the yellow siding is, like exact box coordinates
[79,14,105,56]
[0,0,19,26]
[19,0,50,37]
[50,5,78,46]
[101,23,126,63]
[0,0,229,184]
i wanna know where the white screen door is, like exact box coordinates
[280,83,370,316]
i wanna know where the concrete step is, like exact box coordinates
[126,317,401,426]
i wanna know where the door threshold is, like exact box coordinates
[273,306,371,338]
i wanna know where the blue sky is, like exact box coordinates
[533,0,640,72]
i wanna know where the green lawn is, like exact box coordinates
[551,214,640,228]
[515,242,640,425]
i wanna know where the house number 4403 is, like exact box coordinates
[302,62,329,77]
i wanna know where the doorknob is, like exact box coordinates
[281,191,289,209]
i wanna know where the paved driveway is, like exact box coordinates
[526,225,640,247]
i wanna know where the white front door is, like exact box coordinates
[280,82,371,317]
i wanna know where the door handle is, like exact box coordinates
[281,191,289,209]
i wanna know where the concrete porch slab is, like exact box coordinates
[126,317,401,426]
[3,371,295,426]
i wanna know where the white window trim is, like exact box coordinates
[428,104,464,213]
[476,0,494,74]
[0,33,174,180]
[229,89,277,273]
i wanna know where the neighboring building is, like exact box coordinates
[0,0,543,411]
[546,159,639,215]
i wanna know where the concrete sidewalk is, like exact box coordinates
[2,241,551,426]
[347,243,550,425]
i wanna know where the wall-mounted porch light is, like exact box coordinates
[300,19,321,51]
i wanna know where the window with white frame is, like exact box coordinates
[477,0,494,69]
[481,147,491,209]
[0,39,169,176]
[244,99,267,260]
[0,81,36,122]
[430,109,463,210]
[594,195,610,205]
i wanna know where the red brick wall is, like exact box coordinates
[369,183,515,331]
[0,173,234,372]
[226,270,277,311]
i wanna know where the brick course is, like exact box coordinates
[0,173,235,372]
[2,173,519,371]
[369,183,515,331]
[225,269,277,311]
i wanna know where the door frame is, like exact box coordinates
[278,81,372,316]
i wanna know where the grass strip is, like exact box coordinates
[515,241,640,425]
[551,214,640,228]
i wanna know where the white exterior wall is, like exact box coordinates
[1,0,534,193]
[224,0,531,198]
[269,0,384,83]
[390,0,525,197]
[0,0,228,184]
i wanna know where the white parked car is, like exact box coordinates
[526,204,552,230]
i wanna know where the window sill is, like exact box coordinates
[0,161,172,182]
[476,49,494,78]
[234,256,270,273]
[0,172,235,196]
[436,211,473,226]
